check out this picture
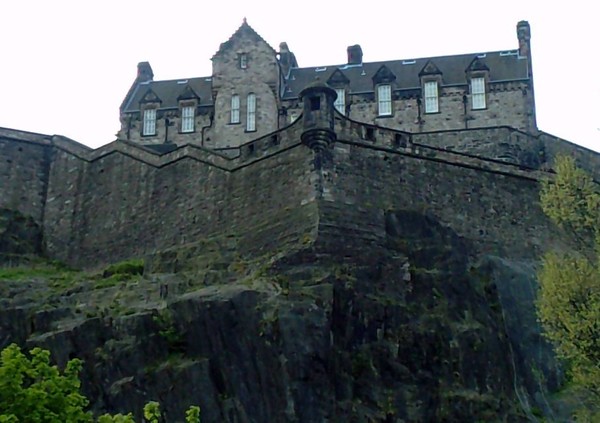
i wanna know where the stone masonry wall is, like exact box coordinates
[0,129,52,225]
[42,122,316,267]
[123,107,212,146]
[283,80,533,136]
[317,137,561,261]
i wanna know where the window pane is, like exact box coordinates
[181,106,194,133]
[471,77,486,109]
[378,85,392,116]
[247,93,256,131]
[143,109,156,136]
[231,95,240,123]
[424,81,438,113]
[334,88,345,114]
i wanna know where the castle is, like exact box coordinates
[117,20,537,151]
[1,20,599,268]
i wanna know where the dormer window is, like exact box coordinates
[377,85,392,116]
[239,53,248,69]
[231,95,240,123]
[181,106,195,133]
[471,77,486,110]
[142,109,157,136]
[334,88,345,114]
[246,93,256,131]
[424,81,439,113]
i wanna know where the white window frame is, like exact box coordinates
[471,77,486,110]
[181,106,195,133]
[231,95,240,123]
[142,109,156,136]
[240,53,247,69]
[334,88,345,115]
[246,93,256,131]
[377,84,392,116]
[424,81,439,113]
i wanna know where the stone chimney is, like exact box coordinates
[517,21,531,58]
[136,62,154,83]
[347,45,363,65]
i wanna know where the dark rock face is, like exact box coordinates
[1,209,556,422]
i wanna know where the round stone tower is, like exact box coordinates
[299,80,337,151]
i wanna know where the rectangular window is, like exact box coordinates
[377,84,392,116]
[246,93,256,131]
[181,106,194,133]
[240,53,247,69]
[231,95,240,123]
[142,109,156,136]
[471,77,486,110]
[424,81,439,113]
[334,88,345,114]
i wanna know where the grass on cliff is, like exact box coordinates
[0,258,75,282]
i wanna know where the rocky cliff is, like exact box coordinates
[1,208,561,422]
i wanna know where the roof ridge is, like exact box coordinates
[289,48,520,72]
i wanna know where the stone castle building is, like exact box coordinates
[117,20,536,151]
[1,20,599,268]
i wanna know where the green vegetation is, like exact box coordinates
[0,259,74,282]
[538,155,600,420]
[102,259,144,279]
[0,344,200,422]
[152,309,184,352]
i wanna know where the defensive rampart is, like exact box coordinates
[0,117,596,267]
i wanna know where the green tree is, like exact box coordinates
[0,344,200,422]
[539,155,600,419]
[0,344,92,422]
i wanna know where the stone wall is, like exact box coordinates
[123,107,212,146]
[41,122,316,267]
[283,80,534,136]
[317,138,558,261]
[210,23,281,148]
[2,107,598,268]
[0,129,52,225]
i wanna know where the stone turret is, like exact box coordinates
[299,81,337,151]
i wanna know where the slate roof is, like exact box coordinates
[121,49,529,112]
[282,50,529,99]
[122,77,213,112]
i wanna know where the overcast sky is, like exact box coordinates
[1,1,598,150]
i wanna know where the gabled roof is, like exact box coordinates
[327,69,350,86]
[466,57,490,73]
[372,65,396,84]
[212,19,276,59]
[122,77,213,112]
[283,50,528,99]
[418,60,442,77]
[177,85,200,101]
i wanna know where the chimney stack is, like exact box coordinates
[347,45,363,65]
[517,21,531,58]
[136,62,154,83]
